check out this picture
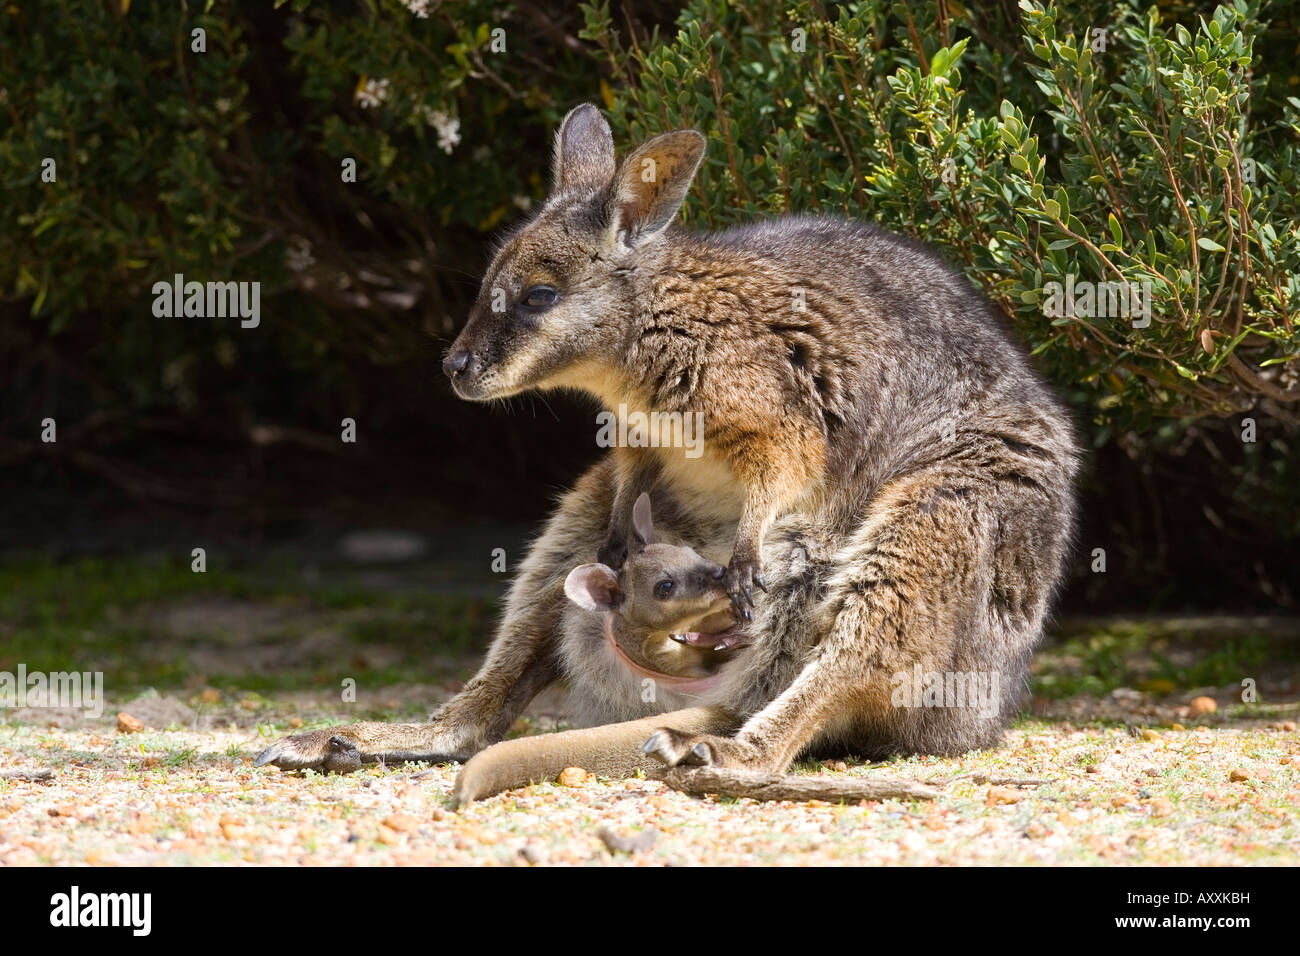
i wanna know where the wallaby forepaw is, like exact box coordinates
[642,729,718,767]
[643,731,770,771]
[725,556,763,618]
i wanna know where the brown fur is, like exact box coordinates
[256,105,1080,807]
[564,492,742,679]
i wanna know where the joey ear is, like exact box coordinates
[610,129,706,247]
[631,492,656,548]
[564,563,623,612]
[552,104,615,193]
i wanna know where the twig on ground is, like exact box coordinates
[0,768,54,783]
[653,766,941,802]
[931,771,1052,787]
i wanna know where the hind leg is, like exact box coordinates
[646,461,1070,771]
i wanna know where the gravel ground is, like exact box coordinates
[2,691,1296,866]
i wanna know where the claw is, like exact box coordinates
[754,573,768,592]
[713,635,751,651]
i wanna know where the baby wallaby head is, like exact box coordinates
[564,494,743,679]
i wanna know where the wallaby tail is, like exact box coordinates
[452,706,739,806]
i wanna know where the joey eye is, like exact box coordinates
[654,580,674,600]
[521,284,559,310]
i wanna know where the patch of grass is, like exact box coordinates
[1033,622,1289,699]
[1153,634,1273,690]
[0,556,496,696]
[0,557,253,674]
[342,596,494,656]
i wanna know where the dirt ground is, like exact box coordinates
[1,572,1297,866]
[1,683,1297,866]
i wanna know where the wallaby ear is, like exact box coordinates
[610,129,706,247]
[564,563,623,612]
[631,492,656,549]
[552,103,615,193]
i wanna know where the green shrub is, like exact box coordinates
[584,0,1300,434]
[0,0,605,412]
[2,0,1297,571]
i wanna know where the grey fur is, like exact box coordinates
[256,105,1080,790]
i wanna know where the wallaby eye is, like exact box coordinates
[521,284,559,310]
[654,580,674,600]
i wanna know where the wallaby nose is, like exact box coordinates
[710,562,726,580]
[443,349,472,378]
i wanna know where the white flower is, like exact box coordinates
[512,194,532,210]
[431,110,461,154]
[401,0,431,18]
[286,238,316,273]
[355,77,390,109]
[416,105,461,154]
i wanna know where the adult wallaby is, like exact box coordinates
[256,104,1080,800]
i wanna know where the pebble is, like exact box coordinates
[598,826,659,854]
[1188,696,1217,717]
[556,767,590,787]
[518,844,546,865]
[116,713,144,734]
